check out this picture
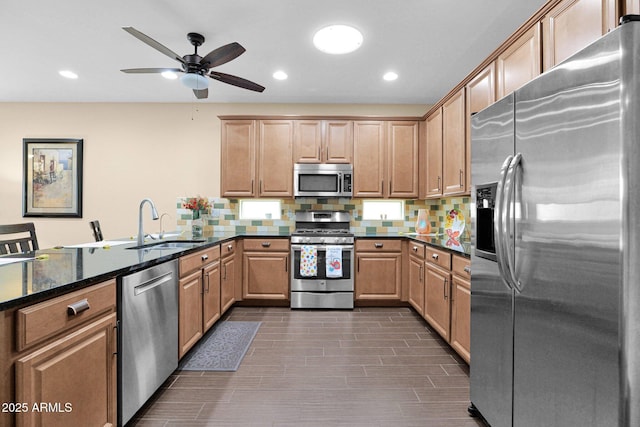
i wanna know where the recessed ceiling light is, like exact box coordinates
[161,71,178,80]
[313,25,363,55]
[59,70,78,79]
[273,71,288,80]
[383,72,398,81]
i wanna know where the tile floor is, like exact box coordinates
[128,307,485,427]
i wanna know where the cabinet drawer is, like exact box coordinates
[16,279,116,352]
[221,240,236,258]
[356,239,402,252]
[426,246,451,270]
[452,254,471,280]
[180,246,221,276]
[243,238,289,251]
[408,241,425,259]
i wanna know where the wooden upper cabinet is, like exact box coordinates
[325,120,353,163]
[387,121,419,198]
[543,0,617,71]
[466,62,496,192]
[353,121,386,197]
[293,120,323,163]
[221,120,256,197]
[442,89,467,196]
[293,120,353,164]
[627,0,640,14]
[258,120,294,197]
[425,109,443,198]
[497,22,541,99]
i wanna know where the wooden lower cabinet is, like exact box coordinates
[450,254,471,363]
[15,313,117,427]
[178,245,221,359]
[424,263,451,341]
[220,241,237,314]
[242,239,290,300]
[407,242,426,315]
[355,239,402,301]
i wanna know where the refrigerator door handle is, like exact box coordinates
[502,152,523,292]
[494,155,514,290]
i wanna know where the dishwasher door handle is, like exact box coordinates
[134,271,174,296]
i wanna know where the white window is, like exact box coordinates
[362,200,404,220]
[239,199,281,220]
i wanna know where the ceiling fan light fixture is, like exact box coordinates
[383,71,398,81]
[313,25,363,55]
[161,71,178,80]
[180,73,209,89]
[273,70,288,80]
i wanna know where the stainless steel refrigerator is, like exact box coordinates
[469,16,640,427]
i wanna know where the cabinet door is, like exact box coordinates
[466,62,496,191]
[424,264,451,341]
[293,120,323,163]
[15,313,117,427]
[543,0,614,71]
[408,255,425,315]
[497,22,541,99]
[221,120,256,197]
[355,253,402,300]
[442,90,467,196]
[179,270,203,359]
[258,120,294,197]
[243,252,289,300]
[353,121,386,197]
[221,254,236,314]
[425,109,443,198]
[202,261,221,333]
[627,0,640,14]
[450,275,471,364]
[387,121,419,198]
[325,120,353,163]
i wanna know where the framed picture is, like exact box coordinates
[23,138,83,218]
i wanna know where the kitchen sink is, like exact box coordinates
[127,240,205,250]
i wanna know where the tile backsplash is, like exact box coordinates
[177,196,470,238]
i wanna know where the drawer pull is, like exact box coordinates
[432,253,439,260]
[412,246,418,252]
[67,299,90,316]
[374,243,384,248]
[464,265,471,274]
[202,254,209,261]
[227,244,233,251]
[262,242,271,248]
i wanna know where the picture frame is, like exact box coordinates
[23,138,83,218]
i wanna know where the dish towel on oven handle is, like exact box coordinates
[326,245,343,278]
[300,245,317,277]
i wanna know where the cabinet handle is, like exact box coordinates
[412,246,418,252]
[374,243,384,248]
[419,265,423,282]
[318,147,321,161]
[251,179,254,194]
[113,320,119,356]
[389,179,392,195]
[285,256,288,272]
[381,180,384,195]
[444,278,448,300]
[459,169,464,187]
[357,258,360,272]
[262,242,271,248]
[202,254,209,261]
[438,176,441,191]
[67,299,90,316]
[205,272,210,293]
[464,265,471,274]
[260,180,262,194]
[227,244,233,251]
[432,253,439,260]
[223,264,227,280]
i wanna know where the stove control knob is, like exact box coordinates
[341,237,347,243]
[320,238,325,243]
[305,237,311,243]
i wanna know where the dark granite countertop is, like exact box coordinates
[0,229,468,311]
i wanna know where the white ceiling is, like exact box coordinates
[0,0,547,104]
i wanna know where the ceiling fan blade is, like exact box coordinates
[193,88,208,99]
[200,42,246,69]
[122,27,186,65]
[208,71,265,92]
[120,68,183,74]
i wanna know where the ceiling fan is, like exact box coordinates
[120,27,265,99]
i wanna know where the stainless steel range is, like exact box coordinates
[290,210,354,309]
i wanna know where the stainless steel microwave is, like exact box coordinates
[293,163,353,198]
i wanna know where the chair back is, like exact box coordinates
[0,223,39,254]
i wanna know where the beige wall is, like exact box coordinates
[0,103,428,248]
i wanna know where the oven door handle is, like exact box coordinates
[291,244,354,251]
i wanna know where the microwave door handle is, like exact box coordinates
[494,155,513,290]
[338,173,343,194]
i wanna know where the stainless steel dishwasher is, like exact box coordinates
[118,259,179,426]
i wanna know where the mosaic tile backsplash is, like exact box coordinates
[177,197,471,239]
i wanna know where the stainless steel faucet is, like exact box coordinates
[137,198,159,246]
